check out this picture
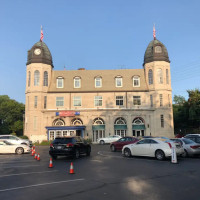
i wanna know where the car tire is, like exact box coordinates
[111,145,116,152]
[74,149,80,159]
[124,148,131,157]
[86,147,91,156]
[100,140,105,145]
[15,147,24,155]
[182,149,189,158]
[155,150,165,161]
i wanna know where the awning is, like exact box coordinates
[132,125,146,130]
[92,125,105,130]
[114,125,127,130]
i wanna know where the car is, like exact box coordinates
[184,134,200,144]
[110,136,139,152]
[49,136,91,159]
[122,138,184,161]
[97,135,122,145]
[0,135,32,147]
[171,138,200,157]
[0,140,31,154]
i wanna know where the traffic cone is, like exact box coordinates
[171,143,178,164]
[31,148,34,156]
[37,154,40,161]
[69,162,75,174]
[33,145,35,150]
[34,153,37,159]
[49,158,53,168]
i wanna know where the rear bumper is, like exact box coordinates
[49,148,75,156]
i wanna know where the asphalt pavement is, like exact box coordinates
[0,145,200,200]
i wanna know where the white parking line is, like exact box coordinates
[1,164,41,169]
[0,170,58,178]
[0,178,85,192]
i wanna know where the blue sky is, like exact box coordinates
[0,0,200,103]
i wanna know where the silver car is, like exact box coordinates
[171,138,200,157]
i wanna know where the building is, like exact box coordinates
[24,34,174,143]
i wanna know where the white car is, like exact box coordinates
[0,135,32,147]
[97,135,122,145]
[0,141,31,155]
[122,138,184,160]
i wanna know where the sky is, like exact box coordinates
[0,0,200,104]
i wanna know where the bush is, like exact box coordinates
[33,140,52,146]
[19,135,29,139]
[11,132,17,136]
[85,138,92,144]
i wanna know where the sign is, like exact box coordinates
[56,111,80,117]
[171,142,178,164]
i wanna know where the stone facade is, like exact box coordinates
[24,38,174,143]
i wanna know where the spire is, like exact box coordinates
[153,24,156,40]
[40,25,44,42]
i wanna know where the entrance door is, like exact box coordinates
[93,130,105,142]
[133,130,145,137]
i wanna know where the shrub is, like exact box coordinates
[19,135,29,139]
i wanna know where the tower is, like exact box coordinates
[143,34,174,137]
[24,40,53,141]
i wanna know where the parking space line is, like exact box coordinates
[0,170,58,178]
[0,178,85,192]
[1,164,41,169]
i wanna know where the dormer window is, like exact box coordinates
[155,46,162,53]
[74,77,81,88]
[95,77,102,88]
[133,76,140,87]
[115,76,123,87]
[57,77,64,88]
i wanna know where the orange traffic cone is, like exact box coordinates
[49,158,53,168]
[34,153,37,159]
[69,162,75,174]
[31,148,34,156]
[37,154,40,161]
[33,145,35,150]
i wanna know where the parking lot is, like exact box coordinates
[0,145,200,200]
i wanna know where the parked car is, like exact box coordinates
[0,135,32,147]
[49,136,91,159]
[171,138,200,157]
[0,140,31,155]
[122,138,184,161]
[97,135,122,145]
[110,136,139,152]
[184,134,200,144]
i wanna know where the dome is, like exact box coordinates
[26,41,53,67]
[143,39,170,66]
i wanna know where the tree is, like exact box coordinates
[173,95,186,105]
[0,95,25,135]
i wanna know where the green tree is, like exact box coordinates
[0,95,25,135]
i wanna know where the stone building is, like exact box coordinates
[24,35,174,142]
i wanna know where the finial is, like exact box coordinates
[40,25,44,42]
[153,24,156,40]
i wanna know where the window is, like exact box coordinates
[116,96,123,106]
[56,97,64,107]
[94,96,102,106]
[159,94,163,107]
[150,95,153,107]
[155,46,162,53]
[133,96,141,105]
[95,77,102,88]
[34,70,40,86]
[28,71,31,87]
[133,76,140,87]
[168,94,171,107]
[148,69,153,85]
[57,77,64,88]
[43,71,48,86]
[73,96,81,106]
[115,77,122,87]
[34,96,38,108]
[157,69,163,84]
[166,69,169,84]
[160,115,164,128]
[74,77,81,88]
[44,96,47,109]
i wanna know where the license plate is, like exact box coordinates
[57,146,62,149]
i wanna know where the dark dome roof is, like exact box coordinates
[143,39,170,66]
[26,41,53,67]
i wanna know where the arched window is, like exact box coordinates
[43,71,48,86]
[157,68,163,84]
[133,76,140,87]
[71,118,83,126]
[28,71,31,87]
[114,117,126,125]
[132,117,145,125]
[93,117,105,125]
[53,119,65,126]
[34,70,40,86]
[148,69,153,85]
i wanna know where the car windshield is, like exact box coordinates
[182,138,195,144]
[53,138,74,144]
